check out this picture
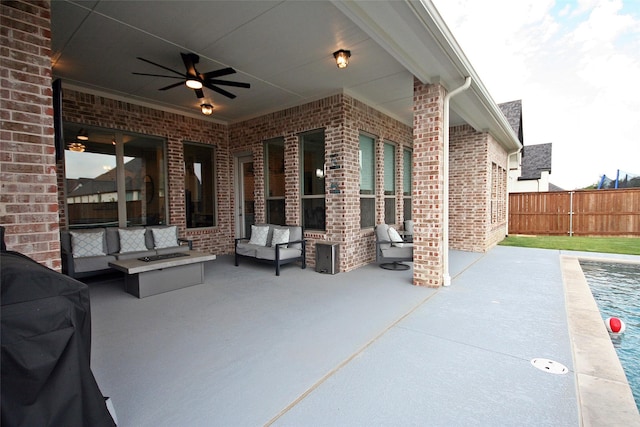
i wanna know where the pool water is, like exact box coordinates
[580,261,640,411]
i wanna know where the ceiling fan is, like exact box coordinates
[132,52,250,99]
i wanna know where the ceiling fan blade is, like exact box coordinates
[181,52,199,78]
[159,81,185,91]
[202,67,236,80]
[132,72,184,79]
[205,79,250,89]
[136,57,184,77]
[194,88,205,99]
[203,82,236,99]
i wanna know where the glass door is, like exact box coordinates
[235,155,254,238]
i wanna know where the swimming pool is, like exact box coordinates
[580,260,640,411]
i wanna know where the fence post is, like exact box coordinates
[568,191,574,237]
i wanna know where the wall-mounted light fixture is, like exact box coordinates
[200,103,214,115]
[315,167,325,179]
[68,142,85,152]
[76,129,89,140]
[186,78,203,90]
[333,49,351,69]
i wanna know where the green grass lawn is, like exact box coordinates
[498,235,640,255]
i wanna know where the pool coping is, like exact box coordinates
[561,255,640,426]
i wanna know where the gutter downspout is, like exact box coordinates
[442,76,471,287]
[505,149,521,236]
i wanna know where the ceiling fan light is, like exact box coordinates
[186,78,203,89]
[333,49,351,69]
[200,103,214,115]
[76,128,89,140]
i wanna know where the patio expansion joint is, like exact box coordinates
[264,286,443,426]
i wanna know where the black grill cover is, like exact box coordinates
[1,251,115,427]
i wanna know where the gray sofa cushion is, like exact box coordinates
[105,228,120,254]
[115,250,156,261]
[235,242,263,258]
[156,244,190,256]
[381,245,413,259]
[74,254,116,273]
[255,246,302,261]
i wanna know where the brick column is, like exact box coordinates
[412,78,445,287]
[284,134,299,225]
[1,1,60,269]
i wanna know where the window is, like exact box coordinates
[300,130,325,230]
[265,137,285,225]
[491,162,506,224]
[384,142,396,224]
[184,142,216,228]
[403,148,412,220]
[359,134,375,228]
[64,124,166,228]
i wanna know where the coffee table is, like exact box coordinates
[109,250,216,298]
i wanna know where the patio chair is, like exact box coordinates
[375,224,413,270]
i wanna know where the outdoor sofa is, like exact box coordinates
[235,224,306,276]
[61,225,192,279]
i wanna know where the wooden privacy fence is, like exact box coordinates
[509,189,640,236]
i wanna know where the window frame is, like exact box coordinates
[300,129,326,231]
[264,137,286,225]
[383,141,396,225]
[183,141,217,229]
[63,124,168,229]
[359,133,376,229]
[403,148,412,221]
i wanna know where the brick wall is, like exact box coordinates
[449,124,488,252]
[229,93,412,272]
[60,89,232,254]
[412,79,446,287]
[449,125,508,252]
[0,0,61,269]
[486,133,509,248]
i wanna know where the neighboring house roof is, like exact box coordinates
[548,183,564,192]
[519,143,552,180]
[498,100,523,144]
[67,158,143,197]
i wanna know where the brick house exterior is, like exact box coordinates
[1,1,519,287]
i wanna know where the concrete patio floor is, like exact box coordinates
[86,246,640,426]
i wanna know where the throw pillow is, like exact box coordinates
[271,228,290,246]
[388,226,405,248]
[152,226,178,249]
[118,228,147,253]
[70,231,105,258]
[248,225,269,246]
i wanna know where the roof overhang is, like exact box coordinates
[334,0,522,152]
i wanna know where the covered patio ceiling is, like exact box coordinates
[51,0,519,149]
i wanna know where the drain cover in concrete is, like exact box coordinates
[530,358,568,374]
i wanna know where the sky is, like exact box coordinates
[431,0,640,190]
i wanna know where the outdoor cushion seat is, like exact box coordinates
[61,225,192,279]
[375,223,413,270]
[235,224,306,276]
